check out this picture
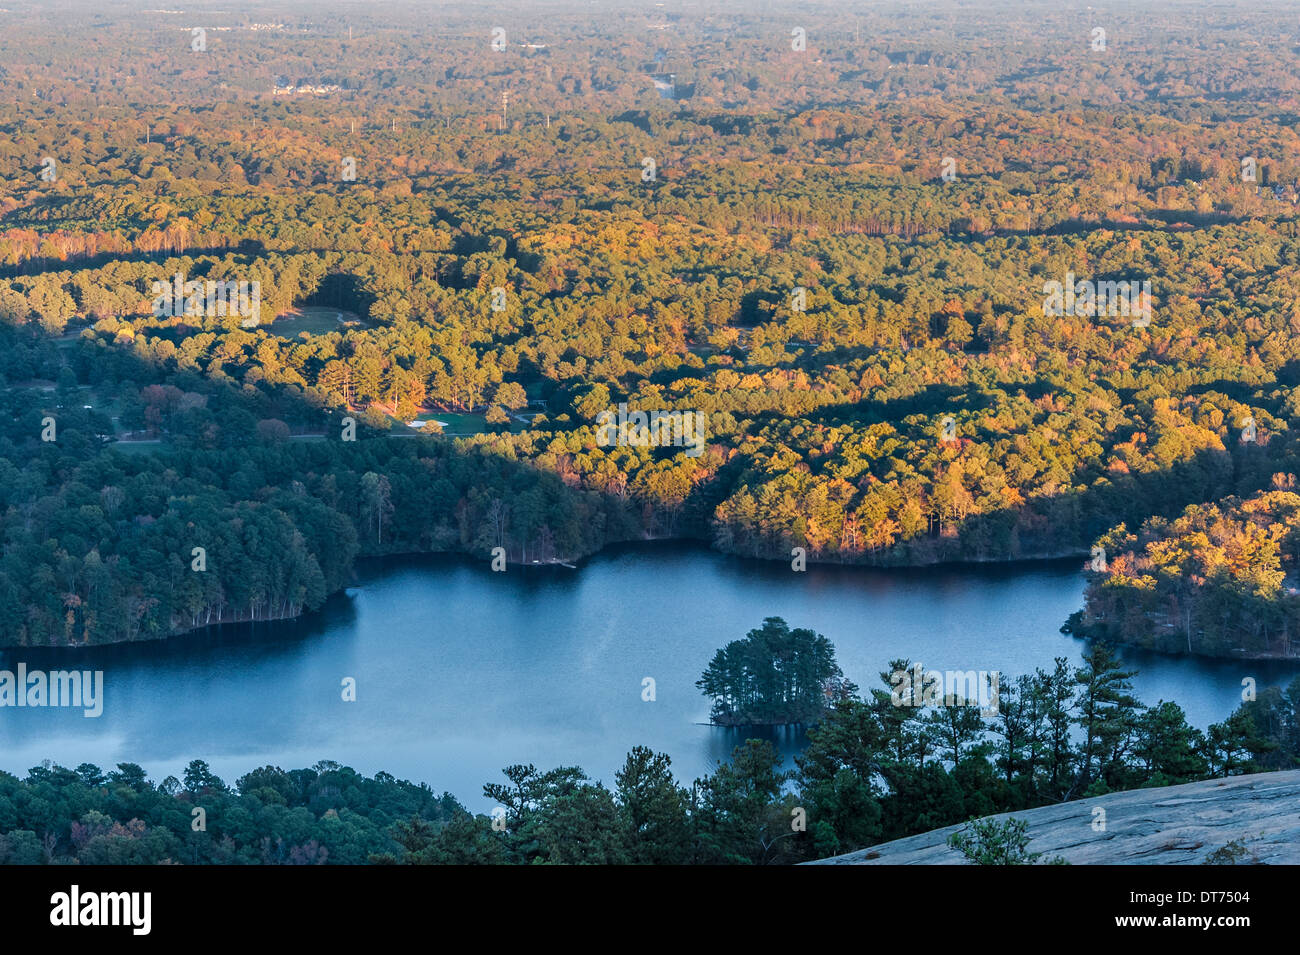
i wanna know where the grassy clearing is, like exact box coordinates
[269,306,364,338]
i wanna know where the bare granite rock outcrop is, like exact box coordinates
[808,770,1300,865]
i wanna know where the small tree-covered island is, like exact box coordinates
[697,617,856,726]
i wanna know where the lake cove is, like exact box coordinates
[2,542,1296,812]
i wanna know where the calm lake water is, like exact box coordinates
[3,543,1297,811]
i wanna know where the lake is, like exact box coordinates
[3,543,1296,811]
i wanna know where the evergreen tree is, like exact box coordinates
[1073,644,1143,795]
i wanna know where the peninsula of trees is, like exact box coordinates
[1071,487,1300,659]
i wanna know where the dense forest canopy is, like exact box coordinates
[3,1,1300,655]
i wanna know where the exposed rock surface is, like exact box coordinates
[808,770,1300,865]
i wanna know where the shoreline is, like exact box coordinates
[7,536,1094,651]
[12,538,1300,664]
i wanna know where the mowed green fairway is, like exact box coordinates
[400,412,490,435]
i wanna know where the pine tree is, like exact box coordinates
[1073,643,1143,794]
